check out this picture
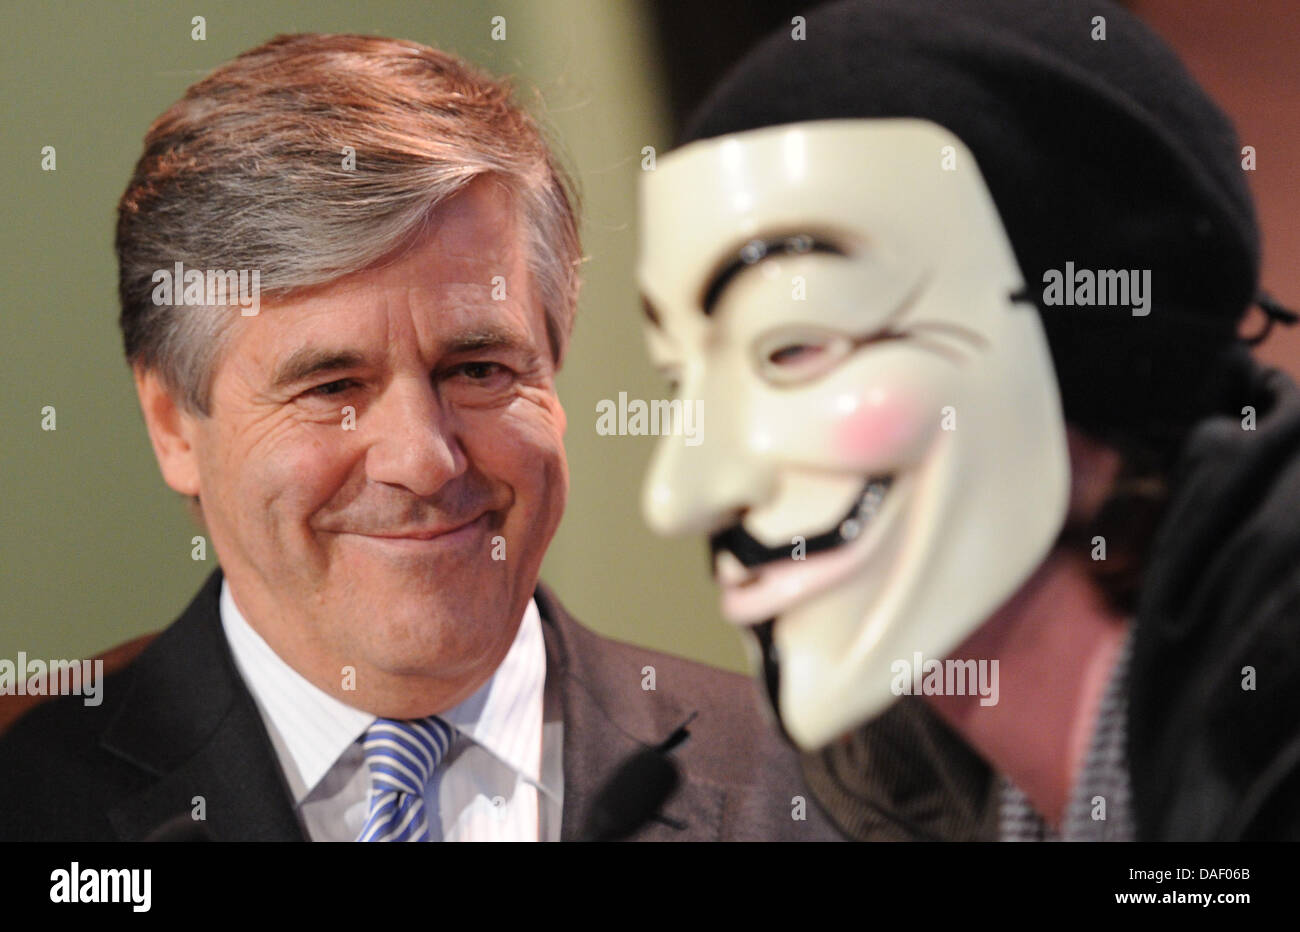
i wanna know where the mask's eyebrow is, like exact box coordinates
[641,297,661,329]
[701,234,847,315]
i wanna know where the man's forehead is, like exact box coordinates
[409,206,522,275]
[227,183,534,355]
[252,274,521,335]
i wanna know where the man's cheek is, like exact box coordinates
[232,438,344,530]
[485,394,569,464]
[473,407,568,535]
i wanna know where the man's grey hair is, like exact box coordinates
[116,32,582,415]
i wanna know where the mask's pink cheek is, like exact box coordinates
[833,396,929,466]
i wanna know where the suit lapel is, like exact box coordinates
[102,570,305,841]
[535,584,725,841]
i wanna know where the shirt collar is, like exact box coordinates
[219,578,548,803]
[437,597,548,792]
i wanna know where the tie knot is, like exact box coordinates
[362,716,455,797]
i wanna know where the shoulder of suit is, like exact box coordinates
[539,586,762,713]
[536,585,799,780]
[0,661,146,841]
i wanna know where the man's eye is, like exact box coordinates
[456,362,506,381]
[441,361,517,405]
[305,378,357,397]
[443,362,517,399]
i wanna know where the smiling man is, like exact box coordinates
[145,179,565,724]
[0,33,838,843]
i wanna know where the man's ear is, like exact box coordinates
[133,367,202,497]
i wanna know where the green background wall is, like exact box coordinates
[0,0,744,673]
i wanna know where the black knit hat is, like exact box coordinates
[681,0,1261,450]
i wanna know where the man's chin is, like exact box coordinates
[330,592,513,661]
[376,642,500,679]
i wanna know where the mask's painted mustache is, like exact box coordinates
[708,476,893,570]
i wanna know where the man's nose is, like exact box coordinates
[641,386,775,537]
[363,378,467,498]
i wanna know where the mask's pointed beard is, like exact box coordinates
[752,619,794,745]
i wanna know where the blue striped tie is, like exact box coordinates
[357,716,455,842]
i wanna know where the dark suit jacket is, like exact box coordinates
[0,569,842,841]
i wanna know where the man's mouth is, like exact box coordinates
[709,475,895,625]
[358,515,486,539]
[340,513,493,552]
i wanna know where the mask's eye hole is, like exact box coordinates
[753,327,854,386]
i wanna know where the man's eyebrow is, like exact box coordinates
[270,348,369,389]
[269,327,539,390]
[438,326,530,355]
[701,234,847,315]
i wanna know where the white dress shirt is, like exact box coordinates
[219,580,562,841]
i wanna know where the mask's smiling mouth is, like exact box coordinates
[708,475,898,625]
[710,475,893,567]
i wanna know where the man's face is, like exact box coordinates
[638,120,1070,750]
[160,178,568,715]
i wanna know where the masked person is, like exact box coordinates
[638,0,1300,841]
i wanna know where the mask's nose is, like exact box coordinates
[640,379,775,538]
